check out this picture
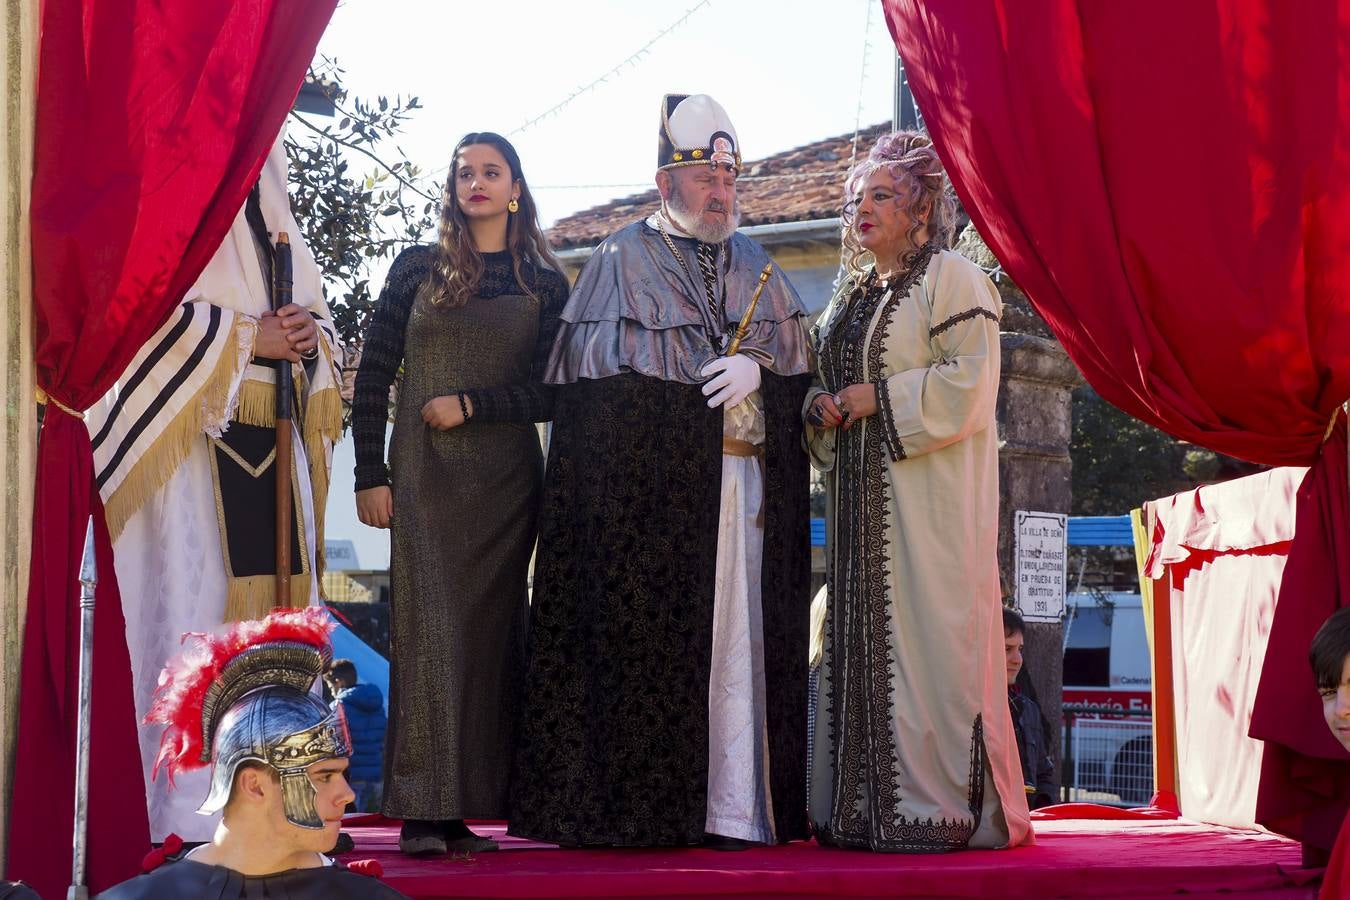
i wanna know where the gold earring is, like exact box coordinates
[507,198,520,213]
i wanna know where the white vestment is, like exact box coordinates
[705,391,776,843]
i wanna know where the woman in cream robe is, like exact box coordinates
[805,132,1031,852]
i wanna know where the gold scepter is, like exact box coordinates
[726,263,774,356]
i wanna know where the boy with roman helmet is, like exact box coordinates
[98,609,406,898]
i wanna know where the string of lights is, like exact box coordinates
[849,0,875,164]
[840,0,877,304]
[507,0,712,137]
[417,1,713,186]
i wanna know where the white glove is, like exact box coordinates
[700,354,761,409]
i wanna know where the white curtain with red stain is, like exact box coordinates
[1144,467,1304,827]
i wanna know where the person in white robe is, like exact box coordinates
[86,131,342,842]
[805,131,1033,852]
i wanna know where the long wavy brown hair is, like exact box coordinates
[419,132,562,307]
[840,131,957,280]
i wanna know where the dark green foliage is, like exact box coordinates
[285,61,438,349]
[1070,386,1193,516]
[1070,385,1268,517]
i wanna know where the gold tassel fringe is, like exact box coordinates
[103,316,250,541]
[306,387,342,597]
[230,378,342,599]
[222,572,314,623]
[233,378,277,429]
[101,316,342,613]
[233,376,343,450]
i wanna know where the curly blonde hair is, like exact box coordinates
[840,131,957,279]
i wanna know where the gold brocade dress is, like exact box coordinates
[353,246,566,820]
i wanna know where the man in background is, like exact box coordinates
[1005,608,1056,810]
[327,658,387,813]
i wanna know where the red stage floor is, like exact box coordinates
[338,813,1320,899]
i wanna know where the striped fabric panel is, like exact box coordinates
[91,301,239,499]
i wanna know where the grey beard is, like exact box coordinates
[666,195,741,244]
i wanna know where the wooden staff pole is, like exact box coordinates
[273,233,294,607]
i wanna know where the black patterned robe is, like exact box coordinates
[508,220,813,846]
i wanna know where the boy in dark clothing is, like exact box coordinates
[326,659,387,813]
[1004,608,1056,810]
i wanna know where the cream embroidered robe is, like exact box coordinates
[87,134,343,841]
[805,249,1032,852]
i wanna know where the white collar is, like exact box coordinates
[646,205,695,239]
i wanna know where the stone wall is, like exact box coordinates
[1,0,38,868]
[997,334,1083,787]
[958,225,1083,787]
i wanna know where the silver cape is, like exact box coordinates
[545,221,813,385]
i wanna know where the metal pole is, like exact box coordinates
[896,52,920,132]
[1062,711,1074,803]
[893,51,903,131]
[67,517,96,900]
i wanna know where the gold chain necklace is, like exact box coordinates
[656,218,694,279]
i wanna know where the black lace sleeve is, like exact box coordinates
[463,268,569,424]
[351,246,430,490]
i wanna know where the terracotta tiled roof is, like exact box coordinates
[546,123,891,250]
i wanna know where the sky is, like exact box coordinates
[314,0,900,227]
[318,0,902,568]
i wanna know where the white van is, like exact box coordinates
[1062,592,1153,805]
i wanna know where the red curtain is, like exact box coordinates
[8,2,335,896]
[883,0,1350,846]
[1250,416,1350,849]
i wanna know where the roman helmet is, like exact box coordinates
[146,608,351,829]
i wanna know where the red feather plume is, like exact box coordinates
[145,607,335,785]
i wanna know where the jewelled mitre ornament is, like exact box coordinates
[145,607,352,830]
[657,93,742,172]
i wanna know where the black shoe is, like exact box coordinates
[399,820,448,856]
[443,819,498,853]
[446,834,499,853]
[702,833,758,851]
[330,831,356,855]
